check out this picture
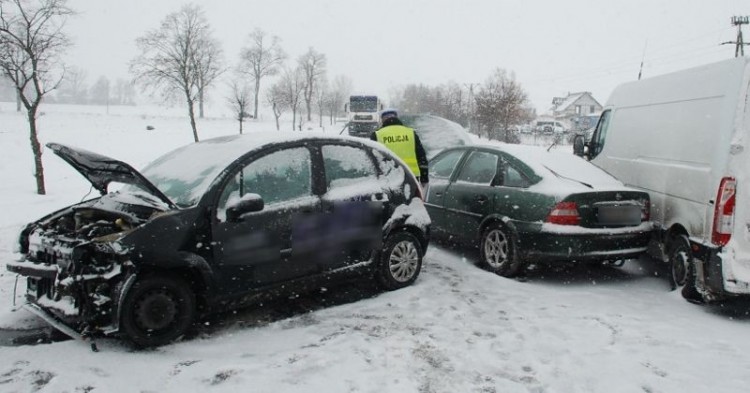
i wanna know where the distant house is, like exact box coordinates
[550,92,603,130]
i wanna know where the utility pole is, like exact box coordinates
[721,16,750,57]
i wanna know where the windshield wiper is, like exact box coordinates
[543,165,593,189]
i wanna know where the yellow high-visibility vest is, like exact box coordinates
[375,125,421,177]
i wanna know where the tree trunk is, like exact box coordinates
[253,79,261,120]
[27,106,46,195]
[187,98,199,142]
[292,108,297,131]
[16,90,22,112]
[198,89,205,119]
[273,103,280,131]
[239,118,243,135]
[305,98,312,121]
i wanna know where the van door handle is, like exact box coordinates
[475,195,488,204]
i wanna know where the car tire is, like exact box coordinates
[667,235,690,290]
[681,256,705,304]
[377,231,423,290]
[120,275,196,348]
[479,223,521,277]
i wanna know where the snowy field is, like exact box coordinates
[1,103,749,392]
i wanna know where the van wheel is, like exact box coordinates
[377,231,423,290]
[120,275,196,347]
[479,223,521,277]
[667,235,691,289]
[681,258,704,303]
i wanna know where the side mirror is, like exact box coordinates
[573,135,585,157]
[226,193,264,222]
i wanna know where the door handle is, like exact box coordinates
[475,195,488,204]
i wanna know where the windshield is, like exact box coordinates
[349,96,378,112]
[120,135,265,208]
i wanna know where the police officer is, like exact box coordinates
[370,109,429,190]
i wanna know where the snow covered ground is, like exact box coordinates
[1,103,749,392]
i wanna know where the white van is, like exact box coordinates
[574,57,750,303]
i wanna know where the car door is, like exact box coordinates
[315,142,383,271]
[212,144,322,294]
[491,154,543,223]
[442,149,500,244]
[424,148,467,236]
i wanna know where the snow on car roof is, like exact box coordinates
[139,132,400,206]
[468,141,626,194]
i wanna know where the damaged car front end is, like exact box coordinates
[8,143,178,344]
[10,201,148,336]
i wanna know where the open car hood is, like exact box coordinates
[47,143,177,209]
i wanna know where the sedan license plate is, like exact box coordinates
[597,205,641,226]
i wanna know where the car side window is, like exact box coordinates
[455,151,498,185]
[322,144,377,190]
[590,109,612,158]
[501,164,527,188]
[217,147,312,220]
[429,150,464,179]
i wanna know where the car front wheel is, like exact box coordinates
[377,231,423,290]
[120,275,196,347]
[479,223,521,277]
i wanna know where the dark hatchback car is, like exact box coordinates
[7,133,430,347]
[425,143,653,277]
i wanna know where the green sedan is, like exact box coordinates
[425,143,654,277]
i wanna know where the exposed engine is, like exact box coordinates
[14,201,158,333]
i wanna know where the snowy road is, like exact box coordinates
[1,244,749,393]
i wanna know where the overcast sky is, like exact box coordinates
[64,0,749,113]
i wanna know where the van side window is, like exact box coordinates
[591,109,612,158]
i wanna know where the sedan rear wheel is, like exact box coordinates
[480,223,521,277]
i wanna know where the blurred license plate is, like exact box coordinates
[597,205,641,225]
[27,277,39,300]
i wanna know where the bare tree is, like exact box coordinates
[227,78,251,134]
[279,66,304,131]
[112,77,135,105]
[195,33,223,118]
[89,75,110,106]
[314,78,328,128]
[265,82,285,131]
[130,4,222,142]
[298,47,326,122]
[57,65,87,103]
[0,0,73,195]
[474,68,529,142]
[240,28,285,120]
[327,74,351,125]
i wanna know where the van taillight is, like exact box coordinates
[546,201,581,225]
[712,177,736,246]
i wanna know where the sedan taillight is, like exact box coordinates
[641,199,650,221]
[546,201,581,225]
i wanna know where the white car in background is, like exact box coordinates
[534,121,566,134]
